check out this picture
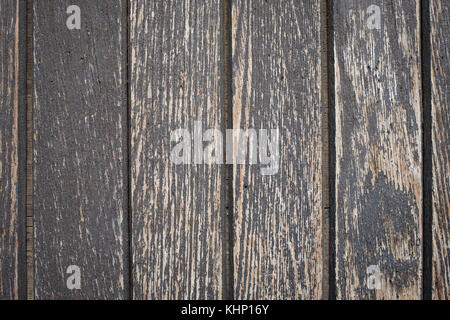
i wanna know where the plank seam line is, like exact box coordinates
[222,0,234,300]
[18,0,28,301]
[326,0,336,300]
[125,0,133,300]
[320,0,330,300]
[25,0,34,301]
[420,0,432,301]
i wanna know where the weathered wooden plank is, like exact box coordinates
[33,1,127,299]
[0,0,26,300]
[130,0,223,299]
[334,0,422,299]
[232,0,324,299]
[431,0,450,300]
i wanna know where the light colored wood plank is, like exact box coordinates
[431,0,450,300]
[232,0,324,299]
[130,0,223,299]
[334,0,422,299]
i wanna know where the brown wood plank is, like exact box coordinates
[232,0,324,299]
[130,0,223,299]
[334,0,422,299]
[33,0,128,299]
[431,0,450,300]
[0,0,26,300]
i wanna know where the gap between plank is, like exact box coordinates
[124,0,133,300]
[221,0,234,300]
[420,0,432,301]
[17,0,28,301]
[25,0,34,301]
[320,0,330,301]
[326,0,336,300]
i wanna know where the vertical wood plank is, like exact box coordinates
[232,0,324,299]
[0,0,26,300]
[334,0,422,299]
[33,0,127,299]
[130,0,223,299]
[431,0,450,300]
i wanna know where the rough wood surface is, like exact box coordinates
[33,0,127,299]
[232,0,323,299]
[334,0,422,299]
[0,0,25,300]
[130,0,223,299]
[431,0,450,300]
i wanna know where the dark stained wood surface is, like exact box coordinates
[334,0,422,299]
[431,0,450,300]
[0,0,447,301]
[130,0,224,299]
[232,0,324,299]
[0,0,26,300]
[33,0,128,299]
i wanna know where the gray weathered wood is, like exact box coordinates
[0,0,26,300]
[33,0,127,299]
[130,0,223,299]
[232,0,324,299]
[334,0,422,299]
[431,0,450,300]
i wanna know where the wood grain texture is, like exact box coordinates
[334,0,422,299]
[232,0,323,299]
[33,0,127,299]
[431,0,450,300]
[130,0,223,299]
[0,0,25,300]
